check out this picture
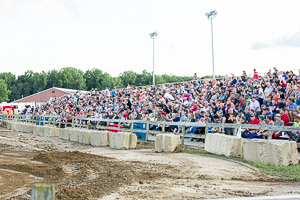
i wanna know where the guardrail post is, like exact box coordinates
[87,119,91,129]
[268,131,272,140]
[96,119,100,131]
[146,121,149,140]
[181,125,185,145]
[72,117,74,128]
[130,121,134,133]
[79,117,82,129]
[118,119,121,132]
[233,128,237,136]
[205,126,208,135]
[162,123,165,133]
[106,120,109,131]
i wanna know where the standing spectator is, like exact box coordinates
[253,69,258,80]
[223,108,236,135]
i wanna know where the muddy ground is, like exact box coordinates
[0,128,299,200]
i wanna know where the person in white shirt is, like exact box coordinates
[257,85,264,105]
[249,96,261,116]
[264,82,273,95]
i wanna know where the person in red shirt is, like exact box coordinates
[249,114,259,132]
[123,110,129,120]
[253,69,258,80]
[191,101,197,112]
[279,108,290,126]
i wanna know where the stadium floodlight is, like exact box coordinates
[205,10,217,79]
[149,32,158,86]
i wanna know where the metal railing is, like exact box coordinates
[1,114,300,145]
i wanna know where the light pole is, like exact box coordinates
[149,32,158,86]
[206,10,217,79]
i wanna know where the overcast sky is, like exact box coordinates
[0,0,299,77]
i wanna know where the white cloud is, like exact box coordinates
[251,30,300,49]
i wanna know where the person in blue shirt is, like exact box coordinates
[288,99,298,110]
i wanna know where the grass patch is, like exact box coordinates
[136,142,300,180]
[136,142,154,149]
[182,146,300,180]
[247,161,300,180]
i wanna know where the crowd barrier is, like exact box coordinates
[0,115,299,165]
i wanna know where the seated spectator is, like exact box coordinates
[273,114,284,139]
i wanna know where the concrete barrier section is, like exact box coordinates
[91,131,108,147]
[129,133,137,149]
[243,140,299,166]
[15,123,22,132]
[63,128,71,140]
[155,134,180,153]
[155,134,165,153]
[6,121,12,130]
[82,130,91,145]
[78,130,84,144]
[110,132,130,149]
[164,134,180,152]
[0,120,4,127]
[59,128,71,140]
[12,122,16,132]
[41,126,58,137]
[70,129,81,142]
[33,125,40,136]
[22,124,33,133]
[204,133,243,157]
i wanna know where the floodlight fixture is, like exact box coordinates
[206,10,217,19]
[149,32,158,39]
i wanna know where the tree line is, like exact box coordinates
[0,67,194,102]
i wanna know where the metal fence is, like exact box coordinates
[1,114,300,145]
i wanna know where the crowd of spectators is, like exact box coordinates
[26,67,300,140]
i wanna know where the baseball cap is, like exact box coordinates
[275,113,281,117]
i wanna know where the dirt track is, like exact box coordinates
[0,128,299,200]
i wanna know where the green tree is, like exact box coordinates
[0,79,10,102]
[0,72,18,101]
[120,70,138,86]
[46,69,62,89]
[136,70,152,86]
[58,67,86,90]
[84,68,104,90]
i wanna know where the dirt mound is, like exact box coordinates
[0,147,166,200]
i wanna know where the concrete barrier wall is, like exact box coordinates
[0,119,5,127]
[155,134,180,153]
[243,140,299,166]
[58,128,71,140]
[41,126,58,137]
[15,123,22,132]
[110,132,130,149]
[6,121,12,130]
[78,130,84,144]
[109,132,137,149]
[63,128,71,140]
[91,131,108,147]
[70,129,81,142]
[82,130,91,145]
[22,124,33,134]
[33,125,40,135]
[129,133,137,149]
[204,133,243,157]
